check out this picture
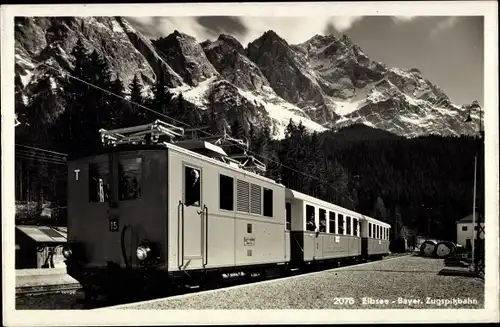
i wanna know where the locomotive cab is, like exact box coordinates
[65,149,169,270]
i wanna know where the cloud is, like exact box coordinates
[391,16,418,24]
[430,17,460,39]
[195,16,247,40]
[126,16,365,47]
[329,17,364,32]
[126,16,210,41]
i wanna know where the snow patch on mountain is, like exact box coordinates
[236,88,328,139]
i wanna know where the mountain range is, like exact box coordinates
[14,16,483,139]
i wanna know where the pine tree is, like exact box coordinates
[107,78,126,129]
[127,75,148,125]
[25,76,65,147]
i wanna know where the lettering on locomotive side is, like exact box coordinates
[74,169,80,181]
[244,236,255,246]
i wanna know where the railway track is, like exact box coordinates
[16,283,81,297]
[16,253,410,309]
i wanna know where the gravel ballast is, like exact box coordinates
[115,255,484,310]
[16,255,484,310]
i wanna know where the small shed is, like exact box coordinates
[15,225,68,269]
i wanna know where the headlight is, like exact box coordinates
[136,244,151,261]
[62,245,72,259]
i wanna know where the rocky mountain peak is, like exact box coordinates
[216,34,245,54]
[153,30,219,86]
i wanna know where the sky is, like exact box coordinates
[127,16,484,106]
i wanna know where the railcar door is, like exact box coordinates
[181,164,204,268]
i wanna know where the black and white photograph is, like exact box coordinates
[1,1,498,325]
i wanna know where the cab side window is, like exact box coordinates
[185,166,201,207]
[89,162,110,203]
[118,157,142,201]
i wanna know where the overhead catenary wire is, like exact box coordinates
[16,149,67,163]
[15,144,68,157]
[15,154,67,166]
[21,57,356,205]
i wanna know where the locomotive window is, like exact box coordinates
[329,212,336,234]
[346,216,352,235]
[353,218,358,236]
[319,209,326,233]
[263,188,273,217]
[250,184,262,215]
[306,205,316,231]
[219,174,234,211]
[338,214,344,234]
[285,202,291,231]
[368,223,372,237]
[89,162,111,203]
[184,166,201,207]
[118,157,142,201]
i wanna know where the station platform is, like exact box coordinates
[16,268,80,295]
[106,255,484,310]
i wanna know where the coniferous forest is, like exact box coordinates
[15,40,484,242]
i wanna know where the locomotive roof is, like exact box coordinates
[69,142,285,188]
[286,189,391,228]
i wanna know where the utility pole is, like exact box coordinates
[465,101,483,275]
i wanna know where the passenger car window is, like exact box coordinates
[329,212,336,234]
[338,214,344,234]
[319,209,326,232]
[118,157,142,201]
[353,218,358,236]
[306,205,316,231]
[89,162,110,203]
[184,166,201,207]
[368,222,372,237]
[346,216,352,235]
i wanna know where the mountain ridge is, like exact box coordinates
[14,16,482,140]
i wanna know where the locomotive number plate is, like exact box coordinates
[109,219,119,232]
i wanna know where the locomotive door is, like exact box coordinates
[181,164,205,269]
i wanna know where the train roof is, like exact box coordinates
[286,189,391,228]
[69,138,284,189]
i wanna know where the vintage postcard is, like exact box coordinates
[1,1,498,325]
